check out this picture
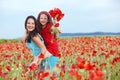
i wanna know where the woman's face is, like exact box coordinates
[26,18,35,32]
[39,14,48,26]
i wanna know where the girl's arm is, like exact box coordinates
[53,15,62,33]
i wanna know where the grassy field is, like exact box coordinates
[0,36,120,80]
[0,39,20,44]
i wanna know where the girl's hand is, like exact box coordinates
[56,27,62,33]
[53,14,59,25]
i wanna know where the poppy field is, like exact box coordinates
[0,36,120,80]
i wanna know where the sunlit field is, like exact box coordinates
[0,36,120,80]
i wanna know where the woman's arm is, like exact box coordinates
[31,34,52,64]
[22,31,27,43]
[32,35,46,55]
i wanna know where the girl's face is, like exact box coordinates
[39,14,48,26]
[26,18,35,32]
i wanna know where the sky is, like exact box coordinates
[0,0,120,39]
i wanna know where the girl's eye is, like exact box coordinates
[32,22,34,24]
[27,22,30,24]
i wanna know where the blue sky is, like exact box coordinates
[0,0,120,39]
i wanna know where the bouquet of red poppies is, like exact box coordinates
[49,8,64,39]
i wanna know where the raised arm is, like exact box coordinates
[53,15,62,33]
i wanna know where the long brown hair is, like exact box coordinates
[37,11,53,32]
[25,15,38,43]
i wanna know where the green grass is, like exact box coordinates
[0,39,21,44]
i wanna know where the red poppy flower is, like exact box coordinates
[49,8,64,21]
[89,70,104,80]
[76,74,82,80]
[6,66,11,72]
[38,53,44,59]
[77,63,84,69]
[57,13,64,21]
[49,10,56,17]
[54,23,60,27]
[38,71,50,79]
[17,54,21,60]
[29,63,37,71]
[0,67,2,71]
[0,72,8,78]
[42,72,50,78]
[85,62,95,70]
[50,75,56,80]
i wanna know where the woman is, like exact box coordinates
[23,15,53,73]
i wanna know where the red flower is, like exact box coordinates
[113,57,120,62]
[76,57,85,69]
[6,66,11,72]
[17,54,21,60]
[49,8,64,21]
[29,63,37,71]
[38,71,50,79]
[69,64,78,77]
[77,62,85,69]
[76,57,86,64]
[13,77,17,80]
[0,72,8,78]
[22,68,30,77]
[0,67,2,71]
[38,53,44,59]
[76,74,82,80]
[50,75,56,80]
[49,10,56,17]
[89,70,104,80]
[54,23,60,27]
[85,62,95,70]
[69,68,77,77]
[61,64,67,73]
[57,13,64,21]
[42,72,50,78]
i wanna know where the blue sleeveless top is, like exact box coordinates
[27,34,44,57]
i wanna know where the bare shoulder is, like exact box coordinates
[32,34,40,41]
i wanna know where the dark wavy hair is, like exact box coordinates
[37,11,53,32]
[25,15,38,43]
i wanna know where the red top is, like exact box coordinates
[40,23,60,57]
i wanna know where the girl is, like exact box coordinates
[37,11,61,73]
[37,11,61,57]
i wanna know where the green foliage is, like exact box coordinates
[0,39,21,44]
